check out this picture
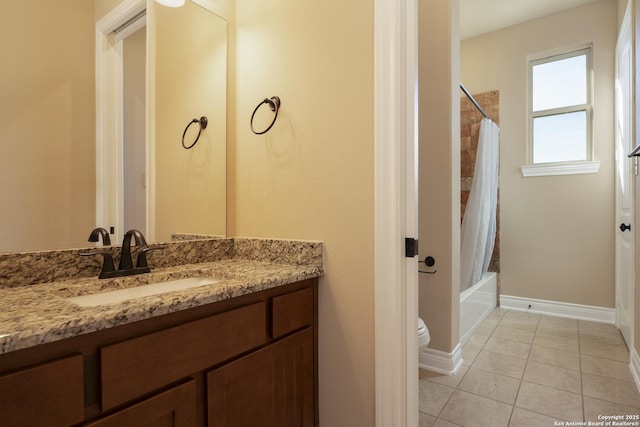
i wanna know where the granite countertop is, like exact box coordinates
[0,239,323,355]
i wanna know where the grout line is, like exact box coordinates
[505,310,540,426]
[578,325,586,423]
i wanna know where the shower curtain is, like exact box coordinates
[460,118,500,292]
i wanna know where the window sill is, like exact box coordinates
[520,161,600,177]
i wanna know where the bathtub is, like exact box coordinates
[460,272,497,344]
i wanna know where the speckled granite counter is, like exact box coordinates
[0,238,323,355]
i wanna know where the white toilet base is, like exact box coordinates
[418,317,430,348]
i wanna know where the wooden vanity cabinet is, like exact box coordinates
[84,380,197,427]
[0,278,318,427]
[99,302,267,411]
[0,354,84,426]
[208,328,315,427]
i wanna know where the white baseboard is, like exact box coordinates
[419,343,463,375]
[500,295,615,324]
[630,347,640,394]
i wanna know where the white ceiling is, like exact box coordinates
[459,0,604,40]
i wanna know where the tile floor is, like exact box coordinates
[419,308,640,427]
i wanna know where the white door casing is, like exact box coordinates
[374,0,419,425]
[615,1,635,349]
[96,0,150,242]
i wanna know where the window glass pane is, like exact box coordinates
[533,111,587,163]
[532,54,586,111]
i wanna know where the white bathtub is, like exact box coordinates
[460,272,497,344]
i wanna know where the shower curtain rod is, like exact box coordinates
[460,83,490,120]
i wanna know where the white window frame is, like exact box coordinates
[521,45,600,177]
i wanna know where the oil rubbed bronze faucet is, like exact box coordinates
[118,229,147,271]
[88,227,111,246]
[81,229,161,279]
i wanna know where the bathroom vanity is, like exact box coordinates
[0,238,322,426]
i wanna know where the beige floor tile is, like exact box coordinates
[421,365,469,389]
[461,344,481,367]
[583,396,640,422]
[515,381,583,421]
[433,419,462,427]
[457,367,520,404]
[580,340,629,362]
[523,361,581,393]
[474,322,497,336]
[486,308,508,319]
[529,345,580,371]
[536,324,579,340]
[582,372,640,409]
[492,326,535,344]
[465,332,490,349]
[580,330,626,347]
[502,310,540,323]
[539,315,578,330]
[480,318,502,331]
[419,311,637,427]
[419,412,437,427]
[419,379,456,416]
[509,407,566,427]
[533,333,579,353]
[581,354,634,383]
[579,320,621,337]
[472,349,527,379]
[484,336,532,359]
[439,390,513,427]
[498,317,539,333]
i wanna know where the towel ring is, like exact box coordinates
[182,116,208,149]
[250,96,281,135]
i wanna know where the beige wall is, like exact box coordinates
[95,0,122,21]
[0,1,96,252]
[418,0,461,353]
[234,1,374,425]
[461,0,617,307]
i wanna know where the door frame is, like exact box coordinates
[374,0,419,425]
[95,0,150,241]
[615,0,636,349]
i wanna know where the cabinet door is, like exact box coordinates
[208,328,315,427]
[101,302,266,410]
[0,354,83,427]
[85,380,196,427]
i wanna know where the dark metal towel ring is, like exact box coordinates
[182,116,208,149]
[250,96,281,135]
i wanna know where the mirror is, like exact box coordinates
[0,0,227,253]
[153,1,227,242]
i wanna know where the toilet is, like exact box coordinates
[418,317,430,348]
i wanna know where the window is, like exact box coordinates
[523,47,597,176]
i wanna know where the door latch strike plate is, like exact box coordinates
[405,238,419,258]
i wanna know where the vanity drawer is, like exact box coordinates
[0,354,84,426]
[272,287,314,338]
[100,302,267,410]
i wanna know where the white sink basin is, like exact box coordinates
[66,277,219,307]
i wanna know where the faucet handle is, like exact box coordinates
[136,245,166,269]
[80,251,116,279]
